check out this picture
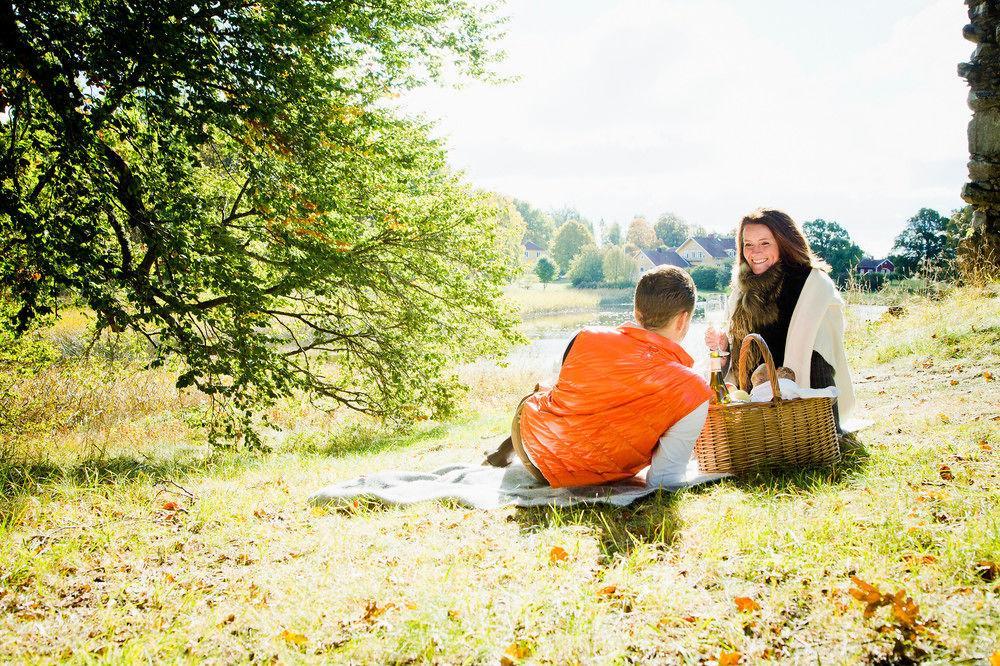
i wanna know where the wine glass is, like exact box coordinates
[704,296,727,353]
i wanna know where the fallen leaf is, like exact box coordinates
[901,553,937,566]
[162,501,179,511]
[279,629,307,646]
[362,600,396,623]
[596,585,617,597]
[503,641,532,662]
[718,651,742,665]
[549,546,569,564]
[980,440,993,452]
[890,590,920,628]
[975,561,998,582]
[939,413,950,424]
[949,379,959,386]
[447,609,460,620]
[218,613,236,627]
[985,371,994,382]
[939,464,954,481]
[682,615,698,623]
[734,597,761,612]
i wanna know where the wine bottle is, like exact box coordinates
[709,351,730,404]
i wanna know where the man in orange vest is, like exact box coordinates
[485,266,713,488]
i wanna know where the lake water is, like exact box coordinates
[509,303,887,379]
[511,304,714,378]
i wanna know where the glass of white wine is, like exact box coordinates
[704,296,727,353]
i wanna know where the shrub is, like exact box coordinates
[689,265,719,291]
[568,246,604,287]
[601,246,637,287]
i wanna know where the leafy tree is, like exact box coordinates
[568,246,604,287]
[534,257,556,285]
[689,224,710,237]
[803,219,864,284]
[689,265,719,291]
[890,208,953,276]
[514,199,555,249]
[654,212,688,248]
[491,195,527,267]
[550,220,594,275]
[604,221,623,246]
[626,216,657,250]
[0,0,517,443]
[551,207,594,236]
[602,246,636,287]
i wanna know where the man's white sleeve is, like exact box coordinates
[646,400,709,487]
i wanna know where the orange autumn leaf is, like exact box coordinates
[939,464,954,481]
[596,585,617,597]
[890,590,920,628]
[984,371,995,382]
[734,597,761,612]
[504,641,532,660]
[980,440,993,452]
[162,501,179,511]
[362,600,396,623]
[279,629,308,646]
[718,651,742,665]
[549,546,569,563]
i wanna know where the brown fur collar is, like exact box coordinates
[729,260,785,366]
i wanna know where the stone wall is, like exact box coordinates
[959,0,1000,274]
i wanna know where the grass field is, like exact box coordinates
[1,284,998,664]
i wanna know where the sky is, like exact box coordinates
[398,0,973,257]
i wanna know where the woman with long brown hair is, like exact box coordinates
[705,208,855,425]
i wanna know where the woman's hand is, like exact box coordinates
[705,326,729,351]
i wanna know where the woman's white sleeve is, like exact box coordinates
[646,400,709,487]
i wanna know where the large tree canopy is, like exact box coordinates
[0,0,521,441]
[802,219,863,284]
[890,208,954,276]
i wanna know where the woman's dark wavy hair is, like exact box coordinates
[734,208,830,276]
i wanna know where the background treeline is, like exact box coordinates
[508,196,976,293]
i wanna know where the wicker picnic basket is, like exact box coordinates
[693,333,839,474]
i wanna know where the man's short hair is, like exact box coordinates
[634,266,696,330]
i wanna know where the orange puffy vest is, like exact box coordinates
[518,324,712,488]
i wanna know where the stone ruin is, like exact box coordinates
[959,0,1000,274]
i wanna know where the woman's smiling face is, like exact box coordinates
[742,223,780,274]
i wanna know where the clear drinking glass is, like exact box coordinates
[704,295,726,353]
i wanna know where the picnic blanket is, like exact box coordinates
[308,459,730,510]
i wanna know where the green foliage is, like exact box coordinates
[803,219,864,284]
[514,199,555,249]
[890,208,954,276]
[0,0,518,443]
[601,246,637,287]
[654,212,688,248]
[716,261,734,290]
[568,245,604,287]
[550,221,595,275]
[626,216,657,250]
[551,207,594,236]
[534,257,556,284]
[489,195,528,267]
[604,221,622,246]
[689,265,719,291]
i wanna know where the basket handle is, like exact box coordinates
[737,333,782,400]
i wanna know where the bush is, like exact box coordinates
[534,257,556,284]
[689,265,719,291]
[568,246,604,287]
[601,246,637,287]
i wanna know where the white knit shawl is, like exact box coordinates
[726,267,855,420]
